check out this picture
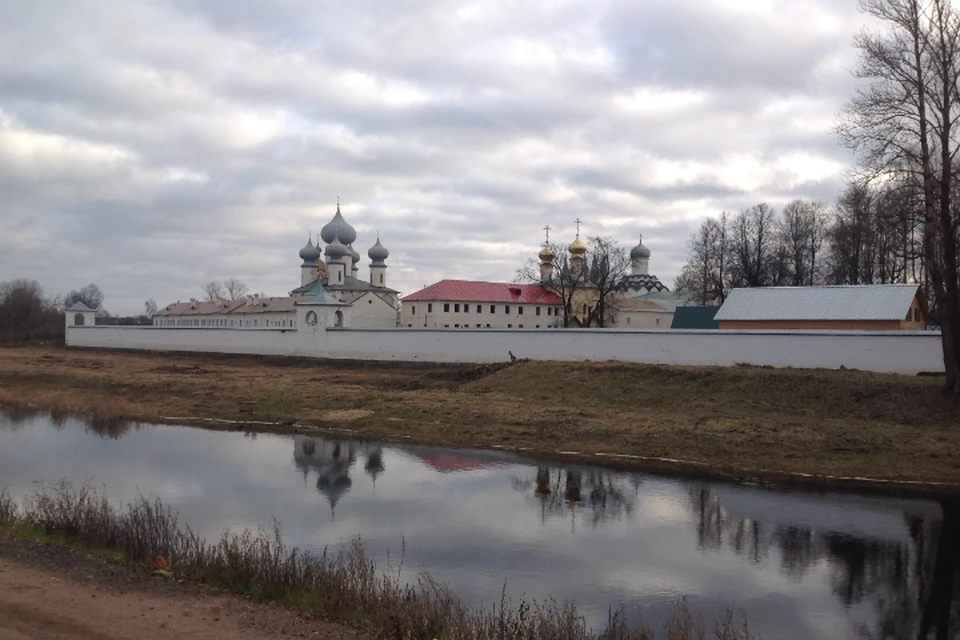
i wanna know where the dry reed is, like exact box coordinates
[1,482,755,640]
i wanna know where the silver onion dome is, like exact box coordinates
[631,235,651,260]
[320,203,357,246]
[299,237,321,265]
[324,236,349,260]
[368,236,389,265]
[348,243,361,265]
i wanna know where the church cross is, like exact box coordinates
[543,225,551,244]
[574,218,582,235]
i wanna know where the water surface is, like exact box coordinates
[0,409,956,639]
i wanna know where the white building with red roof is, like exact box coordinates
[402,280,563,329]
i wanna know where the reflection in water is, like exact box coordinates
[688,485,960,639]
[512,465,641,528]
[1,410,958,639]
[294,436,385,516]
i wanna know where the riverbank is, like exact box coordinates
[0,536,361,640]
[1,344,958,491]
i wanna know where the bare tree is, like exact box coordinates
[516,243,584,327]
[584,237,632,327]
[201,280,225,302]
[144,299,158,318]
[728,204,777,288]
[64,283,108,317]
[0,279,64,343]
[781,200,828,286]
[223,278,249,300]
[675,213,729,304]
[839,0,960,393]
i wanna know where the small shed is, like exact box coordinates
[713,284,927,330]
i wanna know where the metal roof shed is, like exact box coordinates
[713,284,927,330]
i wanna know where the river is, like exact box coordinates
[0,408,956,639]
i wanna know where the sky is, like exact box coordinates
[0,0,869,315]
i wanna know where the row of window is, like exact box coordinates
[405,324,558,329]
[408,303,558,317]
[155,317,296,328]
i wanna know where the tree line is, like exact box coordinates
[675,181,926,305]
[679,0,960,395]
[0,280,108,343]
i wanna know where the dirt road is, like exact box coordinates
[0,537,364,640]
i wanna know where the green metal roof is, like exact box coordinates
[670,306,720,330]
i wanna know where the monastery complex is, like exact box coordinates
[150,205,675,331]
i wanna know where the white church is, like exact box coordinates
[153,204,400,329]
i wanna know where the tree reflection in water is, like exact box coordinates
[687,485,960,639]
[512,465,640,528]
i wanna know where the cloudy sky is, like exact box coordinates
[1,0,868,315]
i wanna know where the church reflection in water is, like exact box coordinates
[291,434,959,638]
[293,435,384,516]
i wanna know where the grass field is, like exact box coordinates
[0,344,958,490]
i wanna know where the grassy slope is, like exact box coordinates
[0,344,957,488]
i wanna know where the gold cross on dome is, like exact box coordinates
[574,218,582,235]
[543,225,551,244]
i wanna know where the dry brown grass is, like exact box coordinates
[1,344,958,488]
[0,483,755,640]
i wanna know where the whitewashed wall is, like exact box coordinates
[66,325,945,374]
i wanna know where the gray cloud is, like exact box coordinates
[0,0,866,313]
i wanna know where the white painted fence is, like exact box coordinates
[66,325,945,375]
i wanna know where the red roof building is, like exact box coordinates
[401,280,563,329]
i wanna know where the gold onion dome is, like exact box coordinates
[538,244,555,262]
[568,235,587,256]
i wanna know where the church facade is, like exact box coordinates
[154,204,399,329]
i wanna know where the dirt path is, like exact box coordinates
[0,538,364,640]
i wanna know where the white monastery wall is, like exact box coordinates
[66,325,944,375]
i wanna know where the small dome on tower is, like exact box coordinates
[320,203,357,246]
[368,236,389,264]
[538,244,555,262]
[348,244,361,265]
[324,237,349,260]
[568,235,587,257]
[631,235,651,260]
[299,236,321,265]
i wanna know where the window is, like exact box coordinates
[486,324,491,328]
[428,303,433,313]
[536,325,540,328]
[518,306,524,315]
[914,308,921,322]
[536,307,541,316]
[455,303,460,312]
[444,324,450,328]
[656,318,660,325]
[476,324,481,327]
[464,304,469,313]
[412,305,416,315]
[507,324,512,328]
[505,305,511,314]
[379,274,384,284]
[490,305,496,314]
[627,318,631,325]
[454,324,459,327]
[74,313,85,326]
[477,304,482,313]
[444,303,450,312]
[519,324,523,328]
